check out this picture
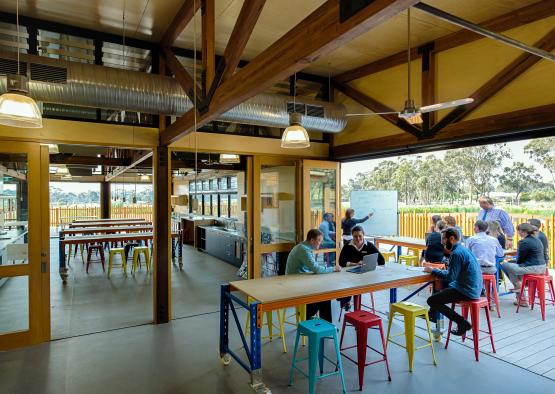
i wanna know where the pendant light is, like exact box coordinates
[0,0,42,128]
[132,177,137,204]
[219,153,240,164]
[140,174,150,182]
[281,72,309,149]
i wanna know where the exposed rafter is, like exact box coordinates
[162,47,205,109]
[420,43,435,131]
[160,0,201,48]
[161,0,420,145]
[201,0,215,94]
[333,82,421,138]
[105,152,154,182]
[335,0,555,83]
[220,0,266,83]
[429,27,555,136]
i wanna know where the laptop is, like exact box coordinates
[346,253,379,274]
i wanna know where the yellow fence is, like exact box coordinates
[399,211,555,267]
[50,205,153,226]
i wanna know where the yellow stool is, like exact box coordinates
[381,251,396,263]
[386,301,437,372]
[67,243,85,264]
[399,255,419,266]
[132,246,151,273]
[283,305,307,346]
[107,248,127,278]
[245,296,287,353]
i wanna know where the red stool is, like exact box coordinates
[338,293,375,322]
[339,310,391,390]
[517,271,555,321]
[483,273,501,318]
[445,297,495,361]
[86,244,105,273]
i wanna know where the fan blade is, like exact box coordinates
[346,112,399,117]
[420,98,474,113]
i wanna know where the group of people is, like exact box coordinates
[285,196,550,337]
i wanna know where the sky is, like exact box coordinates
[341,138,552,185]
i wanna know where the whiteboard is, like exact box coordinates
[349,190,398,236]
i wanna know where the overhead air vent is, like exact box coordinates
[287,102,325,118]
[0,58,27,75]
[30,63,67,83]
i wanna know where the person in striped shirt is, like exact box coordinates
[478,196,515,249]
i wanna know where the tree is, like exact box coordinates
[524,137,555,189]
[499,161,541,202]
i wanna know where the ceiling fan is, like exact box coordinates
[346,8,474,125]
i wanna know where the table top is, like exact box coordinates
[60,231,180,244]
[69,220,152,228]
[3,221,28,228]
[230,263,432,310]
[374,236,426,247]
[72,218,145,223]
[61,225,153,236]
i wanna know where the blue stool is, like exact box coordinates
[289,318,347,394]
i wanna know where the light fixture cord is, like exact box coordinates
[193,0,198,191]
[16,0,20,75]
[407,8,411,101]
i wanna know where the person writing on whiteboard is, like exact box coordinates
[337,225,385,311]
[285,229,341,322]
[341,208,373,243]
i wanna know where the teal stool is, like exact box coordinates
[289,318,347,394]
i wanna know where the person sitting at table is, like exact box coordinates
[428,214,442,233]
[341,208,373,243]
[466,220,504,275]
[502,223,546,307]
[486,220,506,249]
[285,229,341,322]
[528,218,549,265]
[337,225,384,311]
[424,228,483,336]
[422,220,447,263]
[443,215,463,242]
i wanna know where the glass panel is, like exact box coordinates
[209,179,217,191]
[260,165,296,244]
[220,194,229,217]
[196,181,202,192]
[0,275,29,334]
[261,252,279,277]
[230,194,238,218]
[203,194,211,216]
[218,177,228,190]
[0,153,29,266]
[202,180,209,191]
[189,181,195,192]
[310,168,337,251]
[190,194,201,214]
[230,176,238,190]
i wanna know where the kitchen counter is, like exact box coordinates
[197,226,246,267]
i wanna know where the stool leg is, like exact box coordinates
[121,251,127,276]
[424,313,438,366]
[538,280,546,321]
[318,337,325,374]
[356,324,369,390]
[86,247,93,274]
[267,311,273,341]
[491,279,501,318]
[107,254,113,278]
[308,335,319,394]
[99,250,105,272]
[145,251,151,273]
[470,305,480,361]
[339,319,347,350]
[385,310,395,351]
[485,279,492,308]
[278,309,287,353]
[445,303,455,349]
[484,306,496,353]
[332,331,347,394]
[549,280,555,306]
[461,306,470,343]
[378,321,392,380]
[288,331,301,386]
[370,292,375,313]
[516,279,527,313]
[404,315,416,372]
[529,280,537,310]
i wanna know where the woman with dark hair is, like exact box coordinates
[341,208,373,243]
[423,220,447,263]
[337,225,384,311]
[502,222,546,307]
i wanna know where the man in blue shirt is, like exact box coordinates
[466,220,504,274]
[478,196,515,249]
[424,228,483,336]
[286,229,341,322]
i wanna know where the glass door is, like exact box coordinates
[302,160,341,266]
[252,156,300,278]
[0,141,49,350]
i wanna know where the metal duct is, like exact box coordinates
[0,51,346,133]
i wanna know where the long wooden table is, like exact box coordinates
[69,220,152,228]
[219,263,436,391]
[60,225,153,236]
[58,231,182,283]
[72,218,145,223]
[374,236,426,257]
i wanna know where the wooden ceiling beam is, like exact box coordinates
[162,47,205,108]
[50,154,129,166]
[429,27,555,135]
[161,0,202,48]
[161,0,419,145]
[335,0,555,83]
[333,104,555,160]
[220,0,266,83]
[420,43,435,131]
[333,82,421,138]
[201,0,215,94]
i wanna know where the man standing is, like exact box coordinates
[466,220,505,275]
[286,229,341,322]
[319,213,336,247]
[477,196,515,249]
[424,228,483,336]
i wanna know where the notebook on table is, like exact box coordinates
[346,253,379,274]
